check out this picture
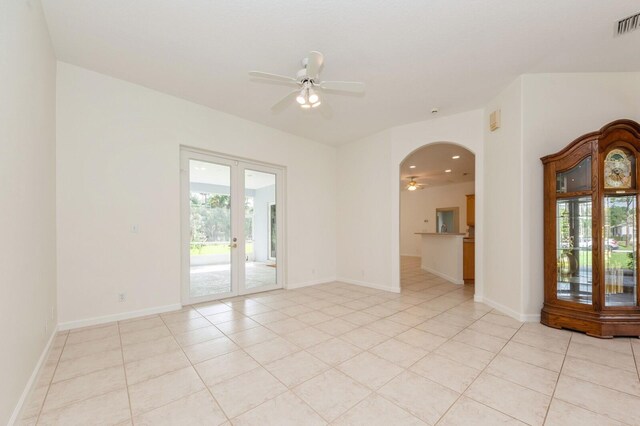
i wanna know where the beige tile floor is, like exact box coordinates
[19,256,640,425]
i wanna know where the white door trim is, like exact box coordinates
[268,202,276,261]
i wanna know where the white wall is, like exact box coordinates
[482,72,640,321]
[0,1,57,423]
[482,77,524,318]
[56,63,337,326]
[400,181,475,256]
[337,109,484,292]
[521,73,640,317]
[336,130,394,289]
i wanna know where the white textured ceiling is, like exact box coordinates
[41,0,640,145]
[401,144,475,189]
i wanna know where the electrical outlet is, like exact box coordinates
[131,224,139,233]
[311,268,316,275]
[118,293,126,302]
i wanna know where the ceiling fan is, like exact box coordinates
[405,176,426,191]
[249,51,365,111]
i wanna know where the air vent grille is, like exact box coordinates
[616,12,640,36]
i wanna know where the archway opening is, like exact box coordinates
[399,142,476,296]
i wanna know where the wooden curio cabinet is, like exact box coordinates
[541,119,640,338]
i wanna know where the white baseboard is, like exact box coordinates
[476,296,521,322]
[478,296,540,323]
[58,303,183,331]
[336,277,401,294]
[520,312,541,322]
[9,326,58,426]
[420,266,463,285]
[400,253,420,258]
[287,277,337,290]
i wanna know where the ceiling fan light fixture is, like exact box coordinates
[296,90,307,105]
[252,51,364,112]
[308,88,319,104]
[407,178,419,191]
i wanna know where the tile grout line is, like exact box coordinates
[34,328,142,420]
[632,339,640,382]
[430,310,528,426]
[21,263,532,424]
[184,269,469,422]
[117,321,135,424]
[558,357,640,399]
[33,331,68,424]
[540,334,638,425]
[157,311,232,425]
[333,354,419,423]
[234,349,329,423]
[211,310,372,422]
[209,318,331,422]
[541,329,572,425]
[332,274,506,423]
[116,311,232,422]
[19,273,391,419]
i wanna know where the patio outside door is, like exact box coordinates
[181,149,285,305]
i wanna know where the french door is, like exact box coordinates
[181,148,285,304]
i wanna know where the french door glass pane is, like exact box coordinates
[556,197,593,304]
[604,195,637,307]
[244,169,276,289]
[189,160,232,298]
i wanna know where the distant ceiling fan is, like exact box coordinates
[405,177,426,191]
[249,51,365,111]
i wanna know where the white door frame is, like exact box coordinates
[180,147,286,305]
[238,161,284,295]
[267,201,276,261]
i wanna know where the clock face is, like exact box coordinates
[604,148,632,189]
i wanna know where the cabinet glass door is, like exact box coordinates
[603,195,637,307]
[556,157,591,193]
[556,197,593,304]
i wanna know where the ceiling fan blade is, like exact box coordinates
[305,51,324,79]
[249,71,299,84]
[318,80,365,93]
[270,90,299,112]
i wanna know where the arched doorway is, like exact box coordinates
[397,142,478,298]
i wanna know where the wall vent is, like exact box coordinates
[616,12,640,36]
